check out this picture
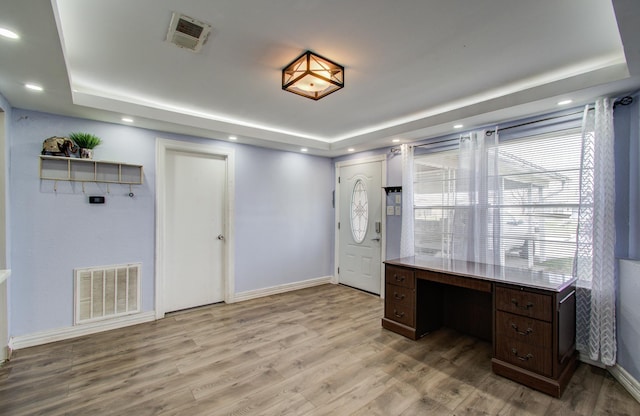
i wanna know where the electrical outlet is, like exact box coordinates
[395,206,402,216]
[387,206,395,215]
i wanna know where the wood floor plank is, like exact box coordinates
[497,385,553,415]
[299,369,394,416]
[452,373,519,415]
[200,382,316,416]
[1,283,639,415]
[397,395,453,415]
[350,379,422,416]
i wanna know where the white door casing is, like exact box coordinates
[335,156,386,295]
[156,139,235,318]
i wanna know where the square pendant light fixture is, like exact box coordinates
[282,51,344,100]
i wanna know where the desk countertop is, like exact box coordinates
[385,256,576,292]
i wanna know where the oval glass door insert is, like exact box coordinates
[350,179,368,243]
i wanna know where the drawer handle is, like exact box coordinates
[511,348,534,361]
[511,299,534,310]
[394,292,405,301]
[510,323,533,336]
[394,274,405,283]
[394,310,405,319]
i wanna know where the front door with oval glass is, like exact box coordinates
[338,160,382,294]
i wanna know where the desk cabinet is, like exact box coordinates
[382,265,419,339]
[492,283,577,397]
[382,265,436,340]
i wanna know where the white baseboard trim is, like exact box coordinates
[10,311,156,350]
[232,276,334,303]
[610,364,640,404]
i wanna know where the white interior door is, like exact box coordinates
[338,161,383,294]
[164,149,225,312]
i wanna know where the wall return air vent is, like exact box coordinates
[166,12,211,52]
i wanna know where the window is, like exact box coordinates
[350,179,369,243]
[414,129,582,274]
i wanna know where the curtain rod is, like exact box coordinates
[398,95,634,151]
[484,95,634,136]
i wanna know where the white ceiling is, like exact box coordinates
[1,0,639,157]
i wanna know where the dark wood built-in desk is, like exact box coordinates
[382,256,577,398]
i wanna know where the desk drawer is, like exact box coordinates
[495,286,552,321]
[496,311,551,348]
[385,284,414,308]
[385,265,415,289]
[384,302,414,327]
[495,338,552,377]
[417,269,492,293]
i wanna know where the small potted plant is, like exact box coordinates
[69,132,102,159]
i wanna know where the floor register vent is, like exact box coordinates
[74,263,141,325]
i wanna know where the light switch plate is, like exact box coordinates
[395,195,401,204]
[387,206,395,215]
[395,206,402,215]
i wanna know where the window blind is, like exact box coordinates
[414,128,582,274]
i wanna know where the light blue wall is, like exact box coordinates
[234,144,334,292]
[10,110,156,335]
[8,109,334,337]
[613,95,640,382]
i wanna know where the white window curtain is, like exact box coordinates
[575,97,617,366]
[451,130,502,265]
[400,143,415,258]
[414,129,582,272]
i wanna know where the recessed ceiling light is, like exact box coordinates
[25,83,43,92]
[301,148,308,152]
[0,28,19,39]
[229,135,237,141]
[453,124,463,129]
[347,148,355,152]
[121,117,134,123]
[558,99,572,106]
[392,139,401,143]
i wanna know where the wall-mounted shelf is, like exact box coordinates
[39,156,144,185]
[383,186,402,194]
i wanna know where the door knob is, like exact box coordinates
[217,234,225,240]
[371,237,381,242]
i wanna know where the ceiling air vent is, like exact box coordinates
[166,12,211,52]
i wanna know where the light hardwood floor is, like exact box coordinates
[1,284,639,415]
